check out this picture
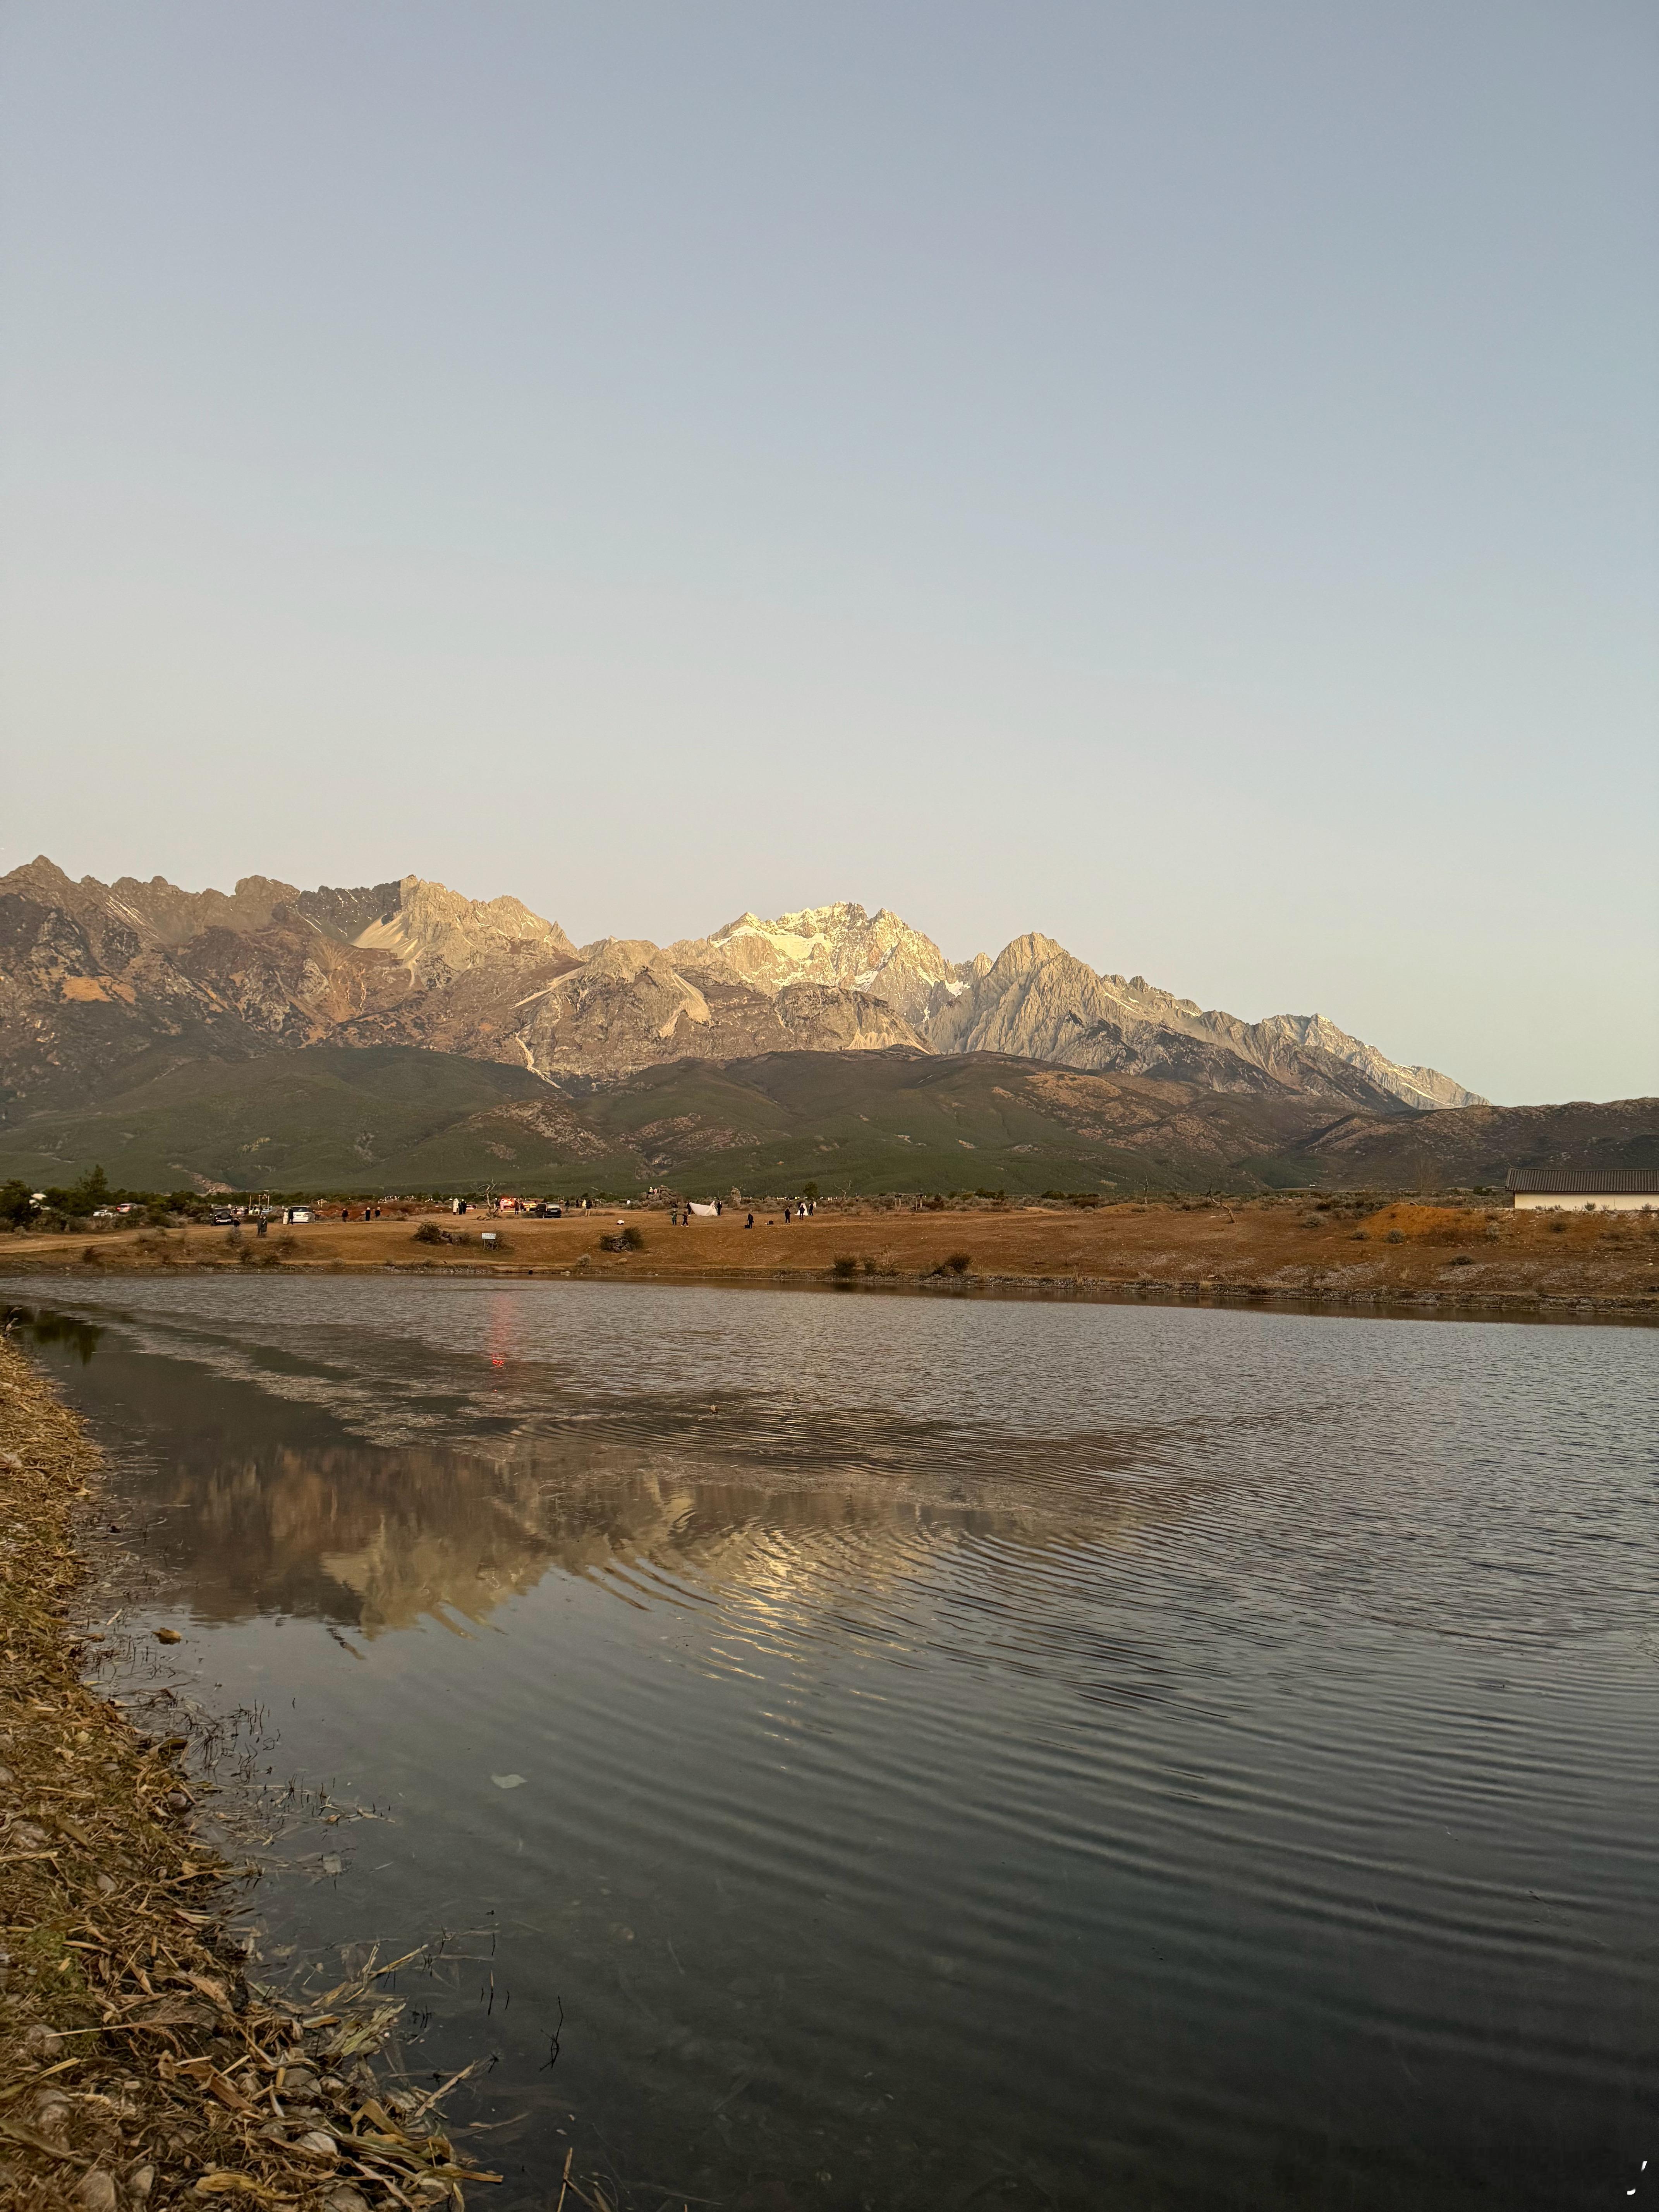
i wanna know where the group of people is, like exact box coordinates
[669,1198,818,1227]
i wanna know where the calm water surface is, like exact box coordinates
[5,1278,1655,2211]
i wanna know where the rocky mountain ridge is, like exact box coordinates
[0,857,1482,1121]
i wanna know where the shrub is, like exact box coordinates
[1448,1254,1474,1267]
[0,1178,37,1229]
[831,1255,859,1278]
[1548,1216,1569,1233]
[412,1221,447,1244]
[943,1251,971,1275]
[1385,1230,1404,1244]
[600,1225,645,1252]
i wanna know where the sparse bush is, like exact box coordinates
[831,1255,859,1279]
[1548,1217,1569,1234]
[1385,1230,1404,1244]
[942,1251,971,1275]
[600,1225,645,1252]
[412,1221,448,1244]
[1351,1231,1369,1241]
[1448,1254,1474,1267]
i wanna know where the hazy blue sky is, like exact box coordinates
[3,2,1654,1103]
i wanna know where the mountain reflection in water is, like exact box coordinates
[6,1278,1656,2212]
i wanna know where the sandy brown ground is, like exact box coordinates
[3,1199,1656,1316]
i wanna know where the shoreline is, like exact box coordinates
[0,1340,496,2211]
[3,1259,1655,1325]
[3,1191,1656,1325]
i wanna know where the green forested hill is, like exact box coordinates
[0,1043,1651,1198]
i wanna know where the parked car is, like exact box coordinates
[211,1209,238,1226]
[283,1207,313,1224]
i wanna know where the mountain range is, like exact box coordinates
[0,856,1648,1197]
[1,858,1480,1110]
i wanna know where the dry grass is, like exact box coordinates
[0,1340,498,2212]
[3,1200,1657,1315]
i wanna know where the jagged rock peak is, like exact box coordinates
[684,900,983,1027]
[349,876,576,972]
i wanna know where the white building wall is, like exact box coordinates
[1512,1191,1656,1211]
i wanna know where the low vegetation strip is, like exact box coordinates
[0,1341,497,2212]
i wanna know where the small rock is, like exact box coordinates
[318,2074,349,2099]
[128,2166,156,2202]
[10,1820,50,1849]
[280,2066,320,2101]
[0,1763,14,1787]
[164,1789,192,1812]
[320,1853,343,1877]
[0,1451,20,1469]
[34,2091,73,2136]
[23,2023,62,2057]
[385,2090,417,2118]
[293,2130,338,2161]
[322,2189,370,2212]
[153,1628,183,1645]
[96,1873,117,1895]
[76,2171,118,2212]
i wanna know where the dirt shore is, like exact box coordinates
[0,1341,498,2212]
[3,1197,1656,1318]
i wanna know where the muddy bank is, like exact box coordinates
[0,1340,502,2212]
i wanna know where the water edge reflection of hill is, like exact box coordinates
[6,1300,1204,1649]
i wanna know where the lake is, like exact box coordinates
[5,1276,1654,2211]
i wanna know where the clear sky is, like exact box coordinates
[2,2,1654,1105]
